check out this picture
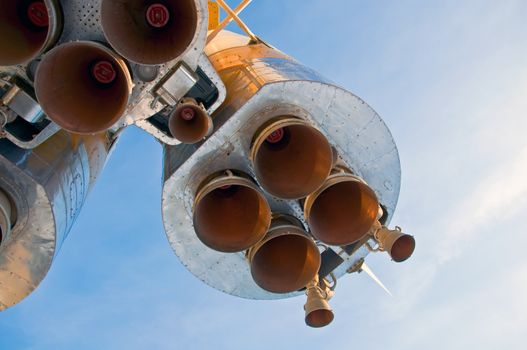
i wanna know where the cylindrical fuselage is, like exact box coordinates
[0,131,111,310]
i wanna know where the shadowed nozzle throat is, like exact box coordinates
[251,117,333,200]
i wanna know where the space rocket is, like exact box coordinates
[0,0,415,327]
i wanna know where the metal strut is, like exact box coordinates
[207,0,257,44]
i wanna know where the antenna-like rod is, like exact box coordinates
[361,262,393,297]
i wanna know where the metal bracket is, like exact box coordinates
[1,85,44,124]
[0,78,60,149]
[4,122,61,150]
[155,62,199,107]
[207,0,254,44]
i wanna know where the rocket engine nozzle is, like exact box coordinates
[193,171,271,253]
[101,0,198,65]
[169,98,213,144]
[304,169,380,246]
[0,0,62,66]
[375,225,416,262]
[250,118,333,200]
[0,189,13,247]
[248,215,321,294]
[304,276,334,328]
[34,41,132,134]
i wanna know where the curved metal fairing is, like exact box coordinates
[0,131,111,310]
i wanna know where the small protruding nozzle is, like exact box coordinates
[248,215,321,294]
[0,0,62,66]
[0,189,13,247]
[304,275,334,328]
[250,117,333,199]
[374,224,416,262]
[169,98,213,144]
[34,41,132,134]
[193,171,271,253]
[304,168,379,245]
[101,0,198,65]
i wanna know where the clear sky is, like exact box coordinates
[2,0,527,349]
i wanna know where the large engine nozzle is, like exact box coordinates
[0,0,62,66]
[0,189,13,246]
[193,171,271,253]
[248,214,321,294]
[101,0,198,65]
[35,41,132,134]
[304,169,380,245]
[169,98,213,144]
[304,275,334,328]
[250,118,333,200]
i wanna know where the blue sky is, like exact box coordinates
[2,0,527,348]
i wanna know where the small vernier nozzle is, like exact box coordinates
[304,274,335,328]
[169,98,213,144]
[371,221,416,262]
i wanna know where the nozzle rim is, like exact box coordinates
[391,234,416,263]
[194,171,262,208]
[249,117,307,163]
[305,309,335,328]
